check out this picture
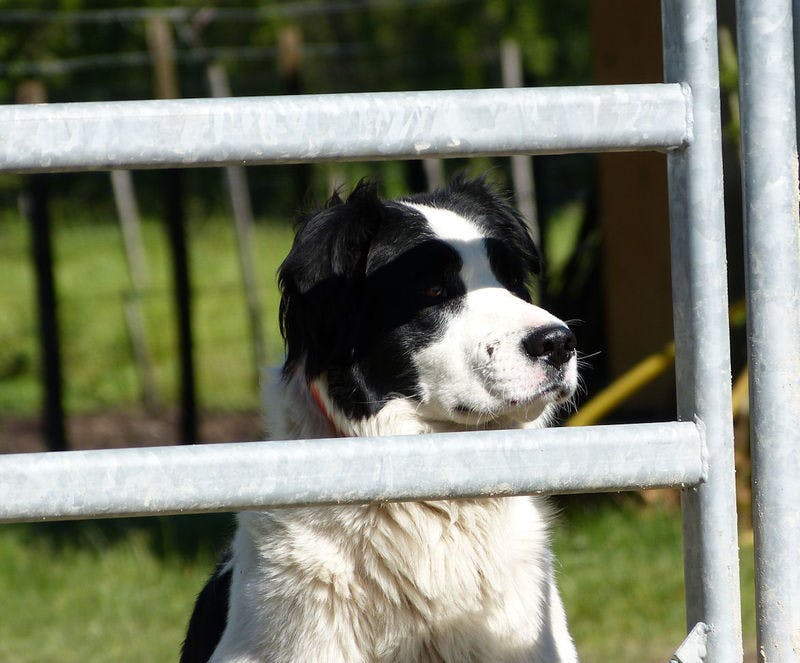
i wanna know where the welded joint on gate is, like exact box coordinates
[692,416,709,485]
[669,621,709,663]
[672,82,694,151]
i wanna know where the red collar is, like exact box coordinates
[308,382,342,438]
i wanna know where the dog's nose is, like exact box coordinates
[521,325,577,368]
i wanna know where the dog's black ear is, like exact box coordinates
[279,180,384,377]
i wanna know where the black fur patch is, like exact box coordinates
[180,552,232,663]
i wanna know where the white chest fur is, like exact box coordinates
[213,495,574,663]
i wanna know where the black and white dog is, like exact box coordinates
[182,177,580,662]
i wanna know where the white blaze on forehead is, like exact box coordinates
[403,202,498,289]
[403,203,484,242]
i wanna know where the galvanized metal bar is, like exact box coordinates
[795,0,800,155]
[0,421,704,523]
[0,84,690,174]
[661,1,743,660]
[737,0,800,657]
[670,622,709,663]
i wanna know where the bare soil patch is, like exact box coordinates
[0,409,265,454]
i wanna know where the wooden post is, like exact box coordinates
[327,168,348,196]
[422,158,444,192]
[278,26,312,205]
[18,80,67,451]
[591,1,674,414]
[501,38,539,245]
[207,63,268,377]
[110,169,162,411]
[146,17,180,102]
[146,17,198,444]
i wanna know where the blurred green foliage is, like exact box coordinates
[0,1,590,98]
[0,0,591,213]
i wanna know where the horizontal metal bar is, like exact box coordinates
[0,421,704,523]
[0,84,691,174]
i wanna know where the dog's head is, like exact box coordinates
[278,177,577,429]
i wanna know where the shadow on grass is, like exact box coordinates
[12,494,672,564]
[11,512,235,562]
[553,490,668,521]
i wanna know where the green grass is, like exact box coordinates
[0,514,233,663]
[0,501,755,662]
[554,500,757,662]
[0,209,295,415]
[556,501,688,659]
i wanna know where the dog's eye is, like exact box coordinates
[424,285,447,298]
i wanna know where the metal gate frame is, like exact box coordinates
[1,0,797,660]
[736,0,800,660]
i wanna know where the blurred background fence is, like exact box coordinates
[2,1,750,446]
[0,2,757,660]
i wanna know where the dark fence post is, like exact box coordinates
[164,170,197,444]
[25,175,67,452]
[18,81,67,451]
[279,26,312,205]
[147,17,198,444]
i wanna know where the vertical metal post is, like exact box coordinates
[737,0,800,658]
[661,1,743,660]
[795,0,800,156]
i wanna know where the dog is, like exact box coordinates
[181,177,580,662]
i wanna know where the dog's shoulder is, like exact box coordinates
[180,551,233,663]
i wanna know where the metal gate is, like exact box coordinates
[1,1,798,660]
